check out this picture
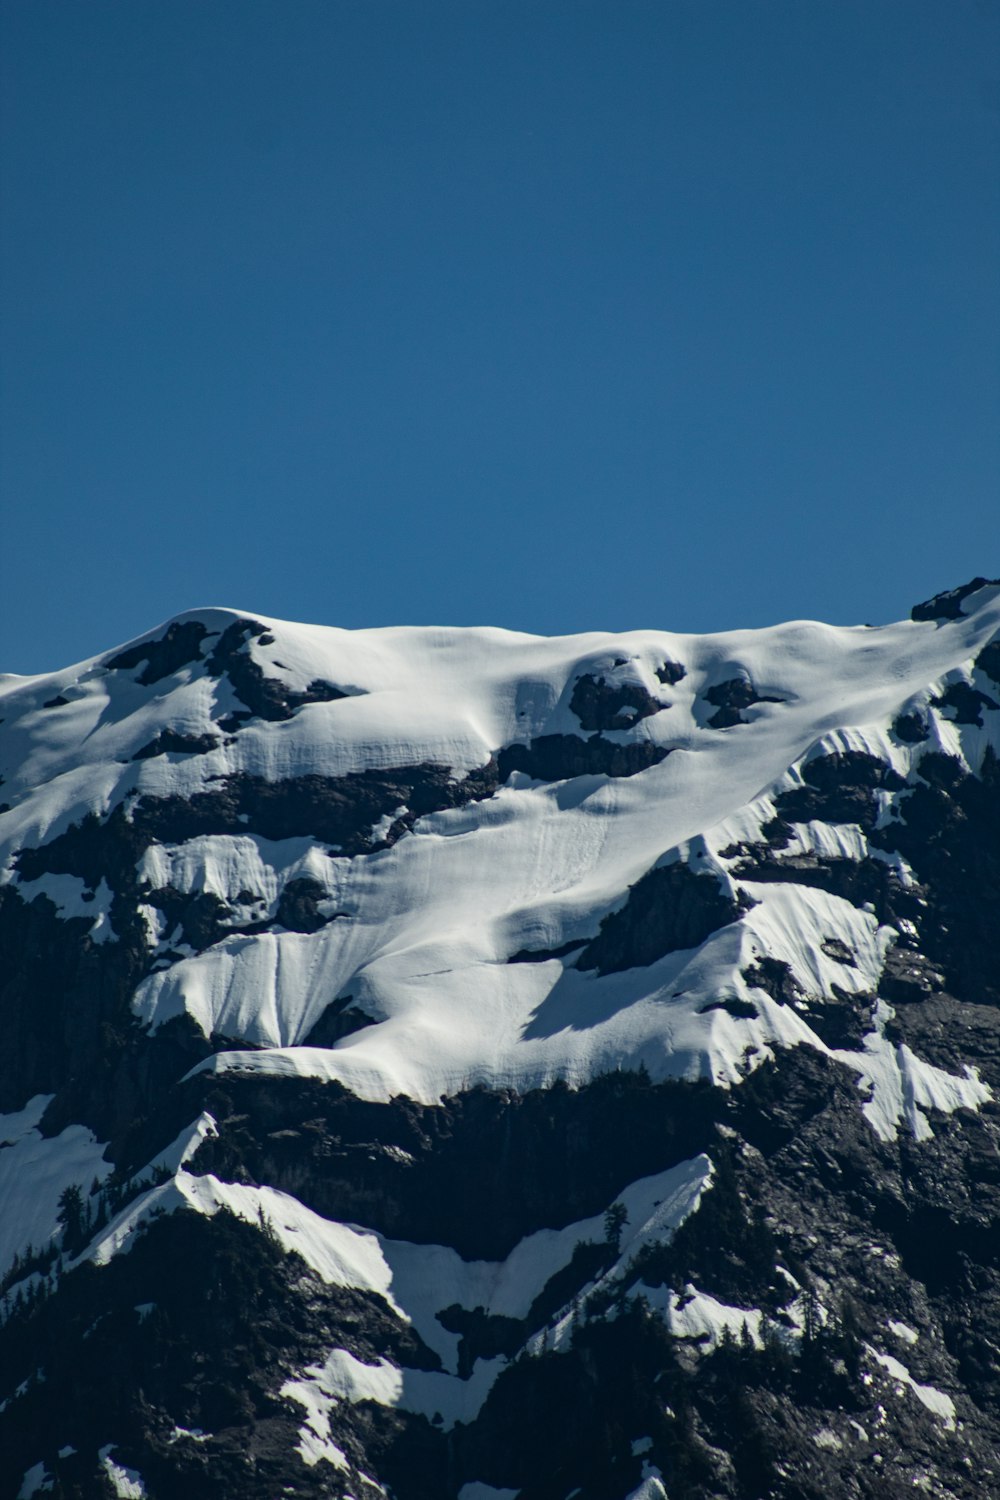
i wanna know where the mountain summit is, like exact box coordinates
[2,582,1000,1499]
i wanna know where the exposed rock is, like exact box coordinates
[704,676,786,729]
[774,751,906,831]
[910,576,1000,622]
[727,848,916,926]
[5,598,1000,1499]
[976,638,1000,687]
[878,944,946,1005]
[577,862,753,976]
[208,1080,713,1262]
[892,711,929,743]
[133,730,222,760]
[569,672,665,731]
[274,876,345,934]
[742,957,803,1007]
[497,733,669,783]
[873,747,1000,1007]
[108,620,211,684]
[655,659,687,686]
[206,617,349,722]
[299,994,376,1047]
[507,937,588,965]
[699,996,760,1020]
[930,679,999,726]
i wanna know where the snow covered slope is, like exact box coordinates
[2,578,1000,1500]
[3,584,999,1106]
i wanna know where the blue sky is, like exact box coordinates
[2,0,998,673]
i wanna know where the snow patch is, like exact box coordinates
[624,1472,668,1500]
[640,1283,763,1350]
[871,1350,956,1430]
[0,1100,111,1278]
[16,1463,53,1498]
[835,1003,991,1141]
[97,1447,148,1498]
[457,1487,520,1500]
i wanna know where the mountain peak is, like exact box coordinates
[2,587,1000,1498]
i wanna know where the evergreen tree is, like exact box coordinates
[604,1201,628,1252]
[57,1184,85,1254]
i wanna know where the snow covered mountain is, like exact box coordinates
[2,578,1000,1499]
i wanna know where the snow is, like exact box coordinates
[13,872,117,941]
[888,1319,919,1345]
[278,1156,710,1437]
[0,1095,52,1143]
[0,1374,34,1415]
[871,1351,956,1430]
[0,1096,111,1277]
[283,1364,351,1470]
[1,598,997,1488]
[3,597,999,1135]
[624,1473,668,1500]
[16,1463,53,1498]
[136,833,338,924]
[834,1003,991,1142]
[142,1111,218,1176]
[457,1487,519,1500]
[97,1446,148,1497]
[638,1283,763,1350]
[82,1150,707,1447]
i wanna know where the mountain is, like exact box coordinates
[1,579,999,1500]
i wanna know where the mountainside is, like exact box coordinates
[2,579,1000,1500]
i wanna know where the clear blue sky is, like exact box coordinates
[2,0,998,674]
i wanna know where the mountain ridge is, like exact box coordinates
[2,581,1000,1499]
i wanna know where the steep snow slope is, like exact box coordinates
[2,587,998,1107]
[2,578,1000,1500]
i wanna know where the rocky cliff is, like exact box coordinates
[2,580,999,1499]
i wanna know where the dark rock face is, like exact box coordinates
[910,577,1000,622]
[5,1050,1000,1499]
[275,877,344,934]
[977,639,1000,687]
[206,618,349,723]
[892,711,929,744]
[17,763,500,878]
[569,672,665,731]
[299,995,375,1047]
[655,659,687,686]
[133,730,222,760]
[5,607,1000,1500]
[774,751,906,832]
[741,957,803,1008]
[930,680,999,726]
[704,677,786,729]
[497,733,669,783]
[184,1072,720,1260]
[872,748,1000,1009]
[108,620,211,684]
[577,861,752,976]
[508,937,588,965]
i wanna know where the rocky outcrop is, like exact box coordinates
[702,675,786,729]
[569,672,665,732]
[910,577,1000,622]
[3,593,1000,1499]
[577,860,753,976]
